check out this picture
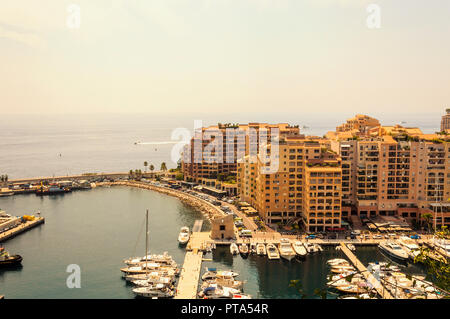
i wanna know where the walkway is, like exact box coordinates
[175,251,203,299]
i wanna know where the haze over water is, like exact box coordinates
[0,111,442,179]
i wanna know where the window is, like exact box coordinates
[220,225,226,231]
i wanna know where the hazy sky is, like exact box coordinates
[1,0,449,115]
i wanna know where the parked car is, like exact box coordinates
[410,234,421,239]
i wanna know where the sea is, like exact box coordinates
[0,111,438,298]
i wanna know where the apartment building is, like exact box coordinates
[329,116,450,228]
[237,136,342,231]
[182,123,301,183]
[441,109,450,132]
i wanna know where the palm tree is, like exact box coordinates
[144,161,148,173]
[160,162,167,171]
[149,164,154,178]
[422,213,433,233]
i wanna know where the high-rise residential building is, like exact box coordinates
[181,123,301,183]
[237,136,342,231]
[328,116,450,229]
[441,108,450,132]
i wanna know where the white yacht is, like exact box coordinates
[431,237,450,260]
[398,236,421,259]
[303,242,315,254]
[202,268,239,281]
[132,284,174,298]
[131,275,174,287]
[230,243,239,255]
[378,241,409,262]
[266,243,280,260]
[278,239,296,261]
[239,243,249,256]
[198,284,241,299]
[256,243,266,256]
[178,226,190,245]
[123,251,175,266]
[327,258,350,267]
[292,241,307,258]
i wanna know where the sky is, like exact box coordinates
[0,0,449,116]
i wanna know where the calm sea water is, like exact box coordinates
[0,186,426,299]
[0,112,442,179]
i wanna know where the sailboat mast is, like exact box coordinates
[145,209,149,273]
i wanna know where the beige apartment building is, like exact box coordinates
[182,123,301,183]
[329,117,450,229]
[441,109,450,132]
[237,137,342,232]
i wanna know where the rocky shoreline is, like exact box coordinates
[105,181,226,222]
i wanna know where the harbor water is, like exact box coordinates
[0,186,427,299]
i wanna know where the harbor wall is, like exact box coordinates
[107,181,226,222]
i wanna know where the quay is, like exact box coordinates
[0,217,45,243]
[176,220,206,299]
[339,242,394,299]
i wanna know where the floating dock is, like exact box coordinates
[0,217,45,242]
[339,242,394,299]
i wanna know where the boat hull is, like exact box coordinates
[378,245,409,263]
[0,255,23,267]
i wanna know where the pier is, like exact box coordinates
[339,242,394,299]
[0,217,45,243]
[192,220,203,233]
[175,251,203,299]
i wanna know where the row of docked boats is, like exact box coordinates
[121,252,179,298]
[121,210,178,298]
[378,236,449,264]
[367,262,447,299]
[198,267,250,299]
[230,239,322,261]
[325,258,377,298]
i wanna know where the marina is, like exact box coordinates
[0,182,447,299]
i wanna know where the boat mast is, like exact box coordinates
[146,209,149,274]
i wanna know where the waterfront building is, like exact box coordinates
[441,108,450,133]
[237,136,342,231]
[181,123,301,183]
[328,115,450,229]
[210,214,236,240]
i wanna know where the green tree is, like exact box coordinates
[160,162,167,171]
[414,227,450,292]
[144,161,148,172]
[422,213,433,233]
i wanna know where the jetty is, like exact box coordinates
[339,242,394,299]
[175,251,203,299]
[0,217,45,243]
[175,220,207,299]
